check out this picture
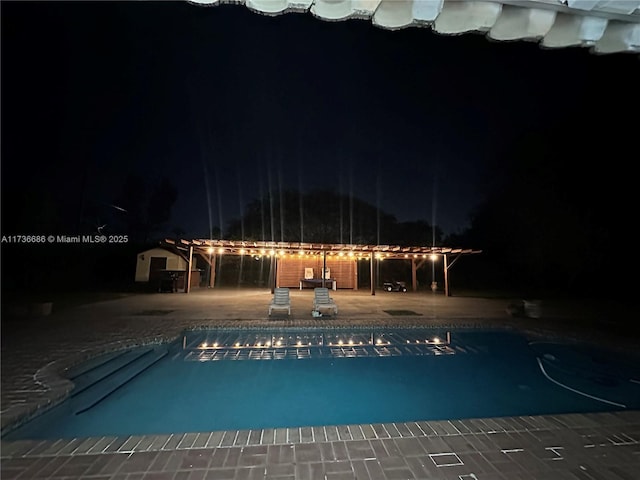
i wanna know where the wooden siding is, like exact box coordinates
[277,256,357,289]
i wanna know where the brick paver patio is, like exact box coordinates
[1,288,638,479]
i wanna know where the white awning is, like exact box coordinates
[186,0,640,54]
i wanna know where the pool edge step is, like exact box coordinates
[70,348,155,397]
[73,347,168,415]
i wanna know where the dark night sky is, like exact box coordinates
[2,1,639,238]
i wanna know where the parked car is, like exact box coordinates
[383,281,407,292]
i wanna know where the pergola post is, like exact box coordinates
[411,258,417,292]
[270,255,276,294]
[198,251,216,288]
[443,254,450,297]
[353,258,358,291]
[185,246,193,293]
[322,250,327,289]
[370,253,375,296]
[209,254,216,288]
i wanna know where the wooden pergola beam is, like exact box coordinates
[163,238,481,260]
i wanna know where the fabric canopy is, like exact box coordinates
[186,0,640,54]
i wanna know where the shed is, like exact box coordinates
[135,247,200,291]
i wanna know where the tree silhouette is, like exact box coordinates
[115,173,178,243]
[225,188,441,246]
[147,177,177,236]
[465,116,633,296]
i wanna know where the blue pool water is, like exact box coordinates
[5,328,640,440]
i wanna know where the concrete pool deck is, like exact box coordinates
[1,288,639,479]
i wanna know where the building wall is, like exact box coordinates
[135,248,187,282]
[276,255,357,289]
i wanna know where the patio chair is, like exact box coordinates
[269,287,291,316]
[312,287,338,315]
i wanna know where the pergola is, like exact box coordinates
[163,238,482,296]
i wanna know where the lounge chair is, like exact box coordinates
[312,287,338,315]
[269,288,291,316]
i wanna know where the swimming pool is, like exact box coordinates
[5,327,640,440]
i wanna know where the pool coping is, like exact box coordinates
[2,410,638,458]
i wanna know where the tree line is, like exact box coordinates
[3,114,631,298]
